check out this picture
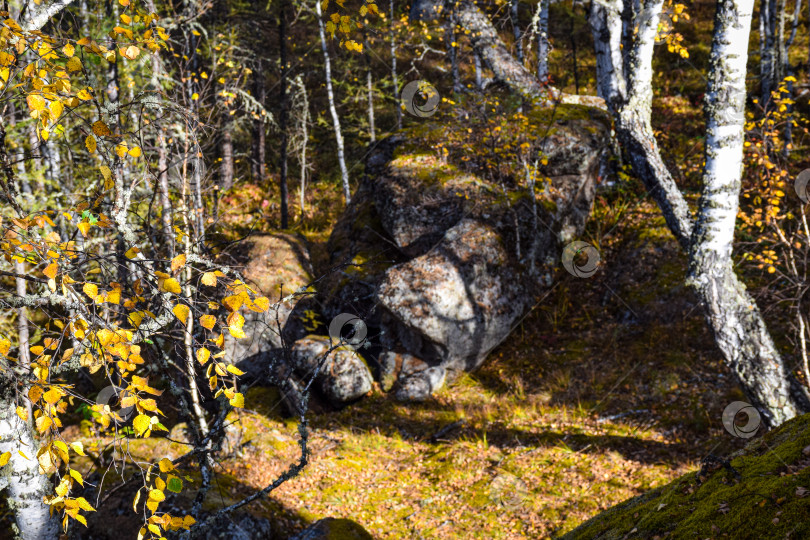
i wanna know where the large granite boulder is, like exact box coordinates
[321,104,610,399]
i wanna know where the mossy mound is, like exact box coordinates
[562,413,810,539]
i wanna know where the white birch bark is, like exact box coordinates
[536,0,550,81]
[315,0,351,204]
[0,404,59,540]
[589,0,626,111]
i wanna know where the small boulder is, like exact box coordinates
[394,367,446,402]
[289,518,373,540]
[290,336,373,405]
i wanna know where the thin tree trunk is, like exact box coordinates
[0,404,59,540]
[783,0,802,153]
[316,0,351,204]
[570,4,580,94]
[511,0,524,64]
[251,65,267,183]
[146,0,173,255]
[474,51,484,89]
[279,0,289,228]
[448,9,461,93]
[760,0,777,105]
[219,115,234,192]
[363,29,376,143]
[157,131,174,256]
[296,76,310,223]
[390,0,402,130]
[27,123,43,191]
[455,0,603,107]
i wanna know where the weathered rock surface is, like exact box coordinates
[289,335,373,404]
[321,105,610,399]
[289,518,373,540]
[219,233,314,366]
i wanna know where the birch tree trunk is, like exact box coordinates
[589,0,626,110]
[363,29,376,143]
[536,0,550,81]
[0,404,59,540]
[585,0,809,426]
[686,0,801,427]
[315,0,351,204]
[219,115,234,193]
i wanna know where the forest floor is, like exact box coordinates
[61,194,766,539]
[210,198,757,539]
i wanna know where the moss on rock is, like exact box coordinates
[562,413,810,539]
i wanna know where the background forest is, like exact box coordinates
[1,0,810,538]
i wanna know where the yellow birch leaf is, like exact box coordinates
[69,468,84,486]
[158,458,174,473]
[196,347,210,365]
[226,365,245,376]
[85,134,96,153]
[92,120,112,137]
[229,325,246,339]
[200,272,217,286]
[43,262,58,279]
[161,278,182,294]
[36,415,52,433]
[0,452,10,467]
[15,406,28,421]
[171,254,186,273]
[133,414,151,436]
[43,388,62,404]
[172,304,190,326]
[82,283,98,299]
[199,315,215,329]
[66,56,82,72]
[229,393,244,408]
[27,94,45,112]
